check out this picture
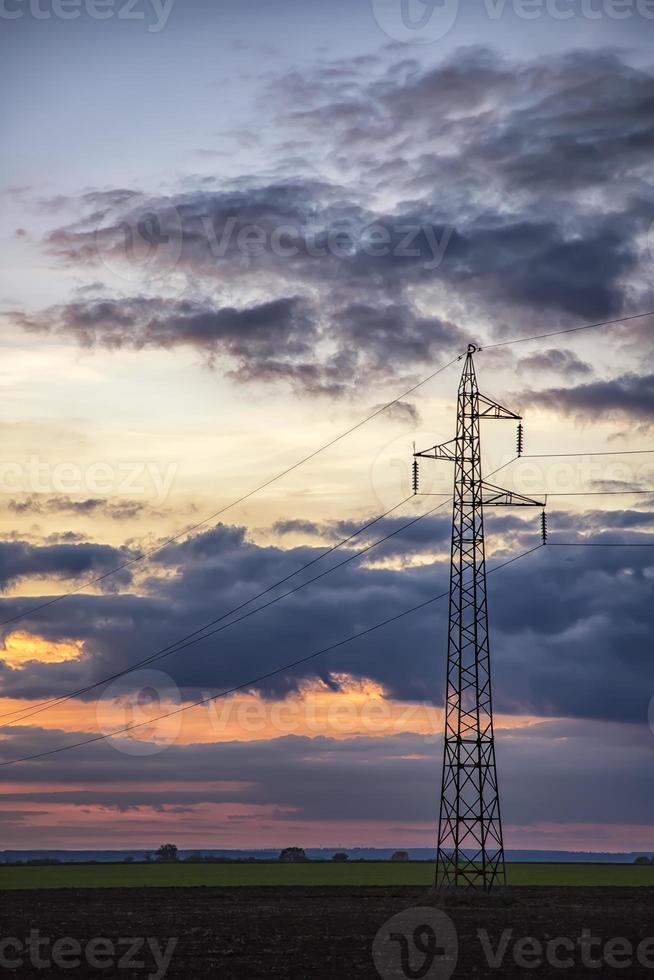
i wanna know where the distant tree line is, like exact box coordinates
[1,845,417,866]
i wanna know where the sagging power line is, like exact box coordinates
[0,543,544,770]
[0,456,518,730]
[1,307,651,633]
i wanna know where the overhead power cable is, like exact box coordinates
[0,458,517,729]
[0,354,463,629]
[478,310,654,351]
[548,542,654,547]
[0,494,422,725]
[522,450,654,458]
[0,498,452,727]
[545,490,654,496]
[0,543,544,769]
[3,307,654,631]
[418,489,654,497]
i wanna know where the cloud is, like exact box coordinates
[370,400,421,425]
[0,540,130,592]
[285,46,654,195]
[0,719,653,836]
[12,47,651,394]
[0,512,651,725]
[517,348,592,377]
[272,519,324,538]
[519,372,654,425]
[6,495,149,521]
[11,292,464,396]
[13,294,335,390]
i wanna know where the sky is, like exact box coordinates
[0,0,653,852]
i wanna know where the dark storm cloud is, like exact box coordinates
[517,349,592,376]
[13,295,332,390]
[13,290,465,395]
[335,304,461,369]
[490,540,654,723]
[547,508,654,532]
[519,372,654,425]
[273,511,454,552]
[0,540,129,591]
[0,511,652,724]
[290,47,654,194]
[41,179,638,322]
[276,45,652,318]
[15,48,651,392]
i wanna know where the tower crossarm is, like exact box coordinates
[414,438,456,462]
[481,481,545,508]
[475,393,522,420]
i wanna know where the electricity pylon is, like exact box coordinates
[414,345,543,890]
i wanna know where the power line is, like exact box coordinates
[0,496,452,728]
[0,494,426,725]
[3,311,654,631]
[479,310,654,351]
[548,542,654,547]
[3,309,653,632]
[545,490,654,496]
[523,450,654,458]
[0,543,544,769]
[418,489,654,497]
[3,457,519,729]
[0,354,463,630]
[2,309,651,632]
[0,461,514,729]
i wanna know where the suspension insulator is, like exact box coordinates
[540,510,548,544]
[516,423,524,457]
[412,458,419,496]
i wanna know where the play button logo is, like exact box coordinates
[373,907,458,980]
[371,0,460,44]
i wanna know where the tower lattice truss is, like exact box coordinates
[415,345,543,889]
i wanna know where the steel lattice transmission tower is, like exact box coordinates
[414,345,543,890]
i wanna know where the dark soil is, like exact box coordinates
[2,886,654,978]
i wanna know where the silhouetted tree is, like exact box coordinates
[332,852,349,862]
[156,843,179,863]
[278,847,308,863]
[391,850,409,862]
[634,856,652,865]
